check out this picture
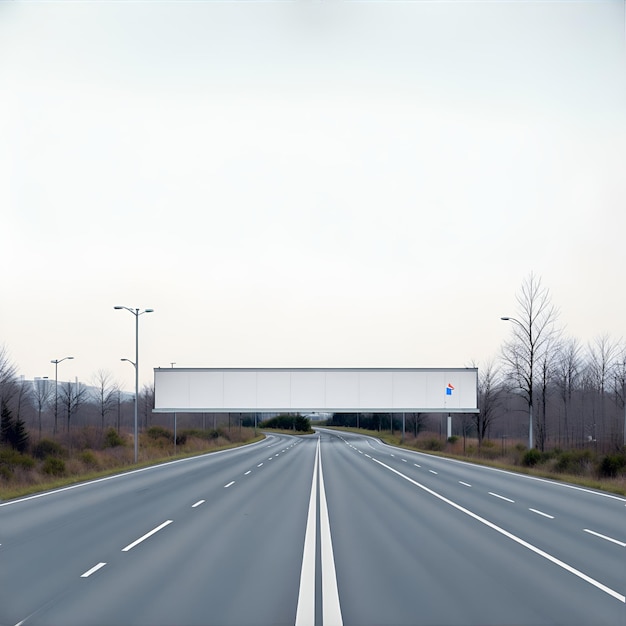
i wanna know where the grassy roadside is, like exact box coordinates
[0,429,265,502]
[323,426,626,497]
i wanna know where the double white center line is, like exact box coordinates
[296,437,343,626]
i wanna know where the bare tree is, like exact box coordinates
[91,369,119,432]
[115,388,123,433]
[0,344,18,414]
[536,331,562,451]
[140,383,155,430]
[613,341,626,448]
[408,412,426,437]
[553,337,582,447]
[580,365,598,447]
[33,377,53,438]
[59,380,89,433]
[474,360,503,449]
[14,376,33,424]
[586,334,619,449]
[501,272,560,449]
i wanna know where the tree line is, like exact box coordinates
[1,272,625,453]
[332,273,625,453]
[0,352,156,449]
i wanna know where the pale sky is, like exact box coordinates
[1,0,625,391]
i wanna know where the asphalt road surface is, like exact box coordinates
[1,429,624,626]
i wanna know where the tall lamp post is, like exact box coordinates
[51,356,74,435]
[115,306,154,464]
[501,316,534,449]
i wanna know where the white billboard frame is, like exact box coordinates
[153,368,478,414]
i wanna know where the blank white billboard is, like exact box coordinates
[153,368,478,413]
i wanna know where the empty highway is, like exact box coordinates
[1,429,624,626]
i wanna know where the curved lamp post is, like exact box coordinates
[501,316,533,449]
[51,356,74,435]
[115,306,153,464]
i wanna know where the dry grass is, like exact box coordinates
[326,427,626,497]
[0,427,263,501]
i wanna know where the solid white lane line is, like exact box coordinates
[372,458,625,604]
[244,470,252,475]
[224,481,235,488]
[192,500,205,508]
[295,439,319,626]
[122,520,173,552]
[81,562,106,578]
[583,529,626,547]
[318,440,344,626]
[489,492,514,503]
[459,481,472,487]
[529,508,554,519]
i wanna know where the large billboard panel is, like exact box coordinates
[153,368,478,413]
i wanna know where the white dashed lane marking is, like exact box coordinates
[489,492,514,503]
[584,529,626,547]
[122,520,173,552]
[81,562,106,578]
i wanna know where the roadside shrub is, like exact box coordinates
[146,426,173,441]
[0,448,36,471]
[80,450,99,467]
[554,450,593,475]
[32,438,66,460]
[180,429,220,441]
[598,454,626,478]
[103,428,124,448]
[447,436,459,444]
[42,457,66,475]
[522,448,543,467]
[421,438,444,452]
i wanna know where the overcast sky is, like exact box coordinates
[1,0,625,390]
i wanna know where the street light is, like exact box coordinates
[500,316,534,449]
[115,306,154,464]
[51,356,74,435]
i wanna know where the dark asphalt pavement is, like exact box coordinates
[1,430,624,626]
